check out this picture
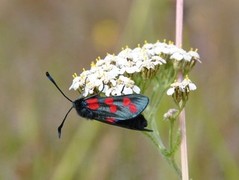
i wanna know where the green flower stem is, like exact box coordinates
[145,127,181,178]
[141,79,183,178]
[169,119,175,152]
[169,157,182,179]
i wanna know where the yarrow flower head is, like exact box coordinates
[163,109,179,121]
[167,76,197,104]
[69,41,200,97]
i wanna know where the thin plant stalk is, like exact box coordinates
[175,0,189,179]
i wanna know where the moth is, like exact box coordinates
[46,72,152,138]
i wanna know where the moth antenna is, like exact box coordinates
[46,72,73,102]
[121,85,125,94]
[58,106,74,138]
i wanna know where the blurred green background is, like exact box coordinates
[1,0,239,179]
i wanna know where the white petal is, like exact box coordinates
[104,54,115,62]
[143,43,153,49]
[132,85,140,94]
[69,81,80,90]
[126,67,138,74]
[83,90,89,97]
[110,79,117,86]
[188,83,197,91]
[170,52,184,61]
[117,84,124,92]
[105,88,111,97]
[183,53,192,61]
[123,87,133,95]
[95,59,106,66]
[188,51,200,59]
[167,87,175,95]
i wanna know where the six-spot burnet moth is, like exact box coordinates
[46,72,152,138]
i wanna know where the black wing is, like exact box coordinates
[97,114,152,132]
[84,94,149,122]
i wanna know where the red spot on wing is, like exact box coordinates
[129,103,137,113]
[86,98,100,110]
[105,97,118,113]
[123,97,131,106]
[104,97,114,105]
[123,97,138,113]
[106,117,116,123]
[110,105,117,113]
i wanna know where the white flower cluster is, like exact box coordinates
[167,77,197,96]
[143,42,200,62]
[69,41,200,97]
